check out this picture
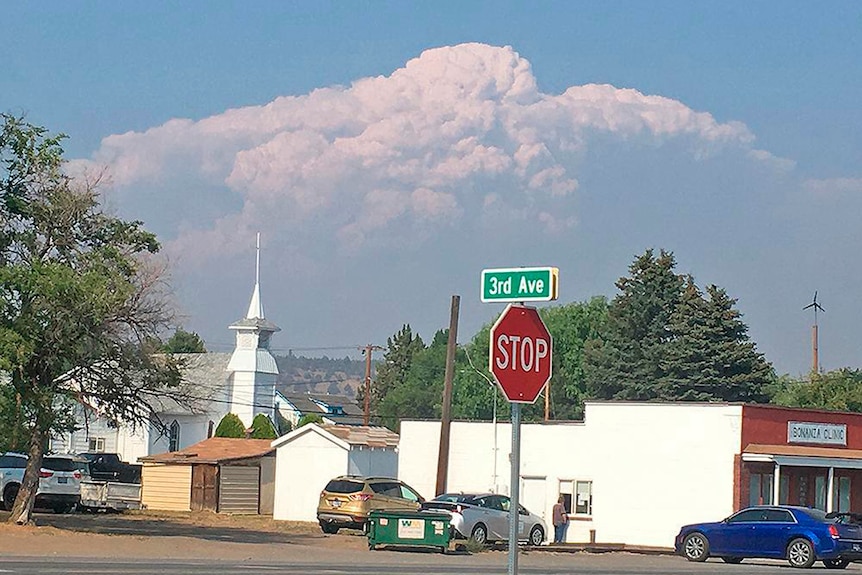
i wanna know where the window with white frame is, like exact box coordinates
[575,480,593,515]
[169,420,180,452]
[88,437,105,452]
[749,473,774,506]
[559,479,593,516]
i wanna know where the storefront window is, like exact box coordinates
[750,473,774,506]
[815,475,827,511]
[558,480,573,513]
[779,475,790,505]
[833,476,851,512]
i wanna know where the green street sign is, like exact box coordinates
[481,267,559,303]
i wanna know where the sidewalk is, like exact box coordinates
[536,542,675,555]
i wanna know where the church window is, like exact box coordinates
[169,420,180,452]
[207,420,215,438]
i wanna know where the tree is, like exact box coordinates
[585,249,683,400]
[214,413,246,438]
[361,325,424,421]
[0,115,192,524]
[0,386,28,453]
[161,329,206,353]
[662,281,772,402]
[249,413,277,439]
[772,369,862,412]
[298,413,324,427]
[584,249,773,403]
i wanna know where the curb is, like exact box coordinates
[534,543,675,555]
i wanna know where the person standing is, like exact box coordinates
[552,494,569,543]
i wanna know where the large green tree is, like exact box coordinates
[0,115,189,524]
[161,328,206,354]
[585,249,773,402]
[361,324,424,422]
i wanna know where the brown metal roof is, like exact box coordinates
[744,443,862,460]
[139,437,275,464]
[320,425,399,448]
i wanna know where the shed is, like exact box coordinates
[271,424,399,522]
[139,437,276,514]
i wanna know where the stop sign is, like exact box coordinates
[489,304,553,403]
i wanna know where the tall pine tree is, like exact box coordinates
[585,249,773,402]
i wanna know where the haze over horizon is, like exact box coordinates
[5,3,861,377]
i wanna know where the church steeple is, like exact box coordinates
[227,233,280,427]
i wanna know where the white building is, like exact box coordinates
[51,240,282,464]
[398,401,862,548]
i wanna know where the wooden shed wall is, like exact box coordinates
[141,463,191,511]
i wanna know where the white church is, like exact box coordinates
[51,242,284,463]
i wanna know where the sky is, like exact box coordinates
[3,2,861,377]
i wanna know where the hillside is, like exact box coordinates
[274,355,367,398]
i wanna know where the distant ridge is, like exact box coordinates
[274,354,366,398]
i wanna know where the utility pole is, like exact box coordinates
[435,295,460,496]
[544,382,550,421]
[362,344,384,426]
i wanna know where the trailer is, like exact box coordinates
[80,480,142,511]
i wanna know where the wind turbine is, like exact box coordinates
[803,291,825,373]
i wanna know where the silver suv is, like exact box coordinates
[0,453,84,513]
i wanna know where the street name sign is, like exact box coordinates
[481,267,559,303]
[489,304,553,404]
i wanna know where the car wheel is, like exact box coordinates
[320,523,339,534]
[722,557,743,564]
[529,525,544,546]
[823,558,850,569]
[682,532,710,562]
[470,523,488,545]
[787,538,815,569]
[3,484,19,512]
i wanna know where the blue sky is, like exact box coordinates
[4,2,861,376]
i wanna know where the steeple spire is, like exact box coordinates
[246,232,264,320]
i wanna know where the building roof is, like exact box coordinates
[140,437,275,464]
[319,425,399,448]
[271,423,399,450]
[278,392,365,425]
[146,352,232,416]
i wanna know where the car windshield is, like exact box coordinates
[324,479,364,494]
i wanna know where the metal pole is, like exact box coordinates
[363,344,372,426]
[508,402,521,575]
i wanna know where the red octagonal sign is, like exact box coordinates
[489,304,553,403]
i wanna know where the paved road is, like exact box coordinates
[2,554,862,575]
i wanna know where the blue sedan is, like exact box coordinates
[675,506,862,569]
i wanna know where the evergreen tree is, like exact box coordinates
[298,413,324,427]
[585,249,683,400]
[249,413,277,439]
[585,249,773,402]
[161,329,206,353]
[361,324,425,419]
[664,283,772,402]
[214,413,246,438]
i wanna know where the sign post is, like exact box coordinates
[489,303,553,575]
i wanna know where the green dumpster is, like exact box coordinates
[367,509,451,553]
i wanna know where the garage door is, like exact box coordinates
[218,465,260,514]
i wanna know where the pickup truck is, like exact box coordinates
[76,453,142,484]
[79,479,142,512]
[76,452,142,512]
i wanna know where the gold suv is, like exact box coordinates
[317,475,424,533]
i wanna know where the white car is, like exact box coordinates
[423,492,546,546]
[0,452,84,513]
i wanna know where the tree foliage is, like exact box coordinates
[214,413,246,438]
[249,413,277,439]
[584,249,773,402]
[771,369,862,412]
[160,329,206,353]
[298,413,324,427]
[0,115,191,524]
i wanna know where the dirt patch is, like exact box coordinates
[0,510,369,560]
